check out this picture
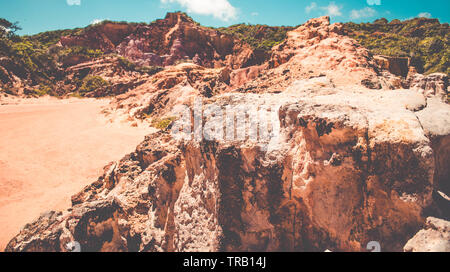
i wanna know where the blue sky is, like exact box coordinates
[0,0,449,35]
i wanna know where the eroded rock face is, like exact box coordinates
[0,57,26,92]
[404,73,449,103]
[373,55,410,78]
[60,12,260,70]
[225,16,408,96]
[267,16,387,88]
[6,81,450,252]
[104,16,415,125]
[103,63,232,123]
[5,211,63,252]
[415,98,450,195]
[60,23,138,53]
[62,56,149,97]
[116,13,258,69]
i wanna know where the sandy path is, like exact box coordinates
[0,97,152,250]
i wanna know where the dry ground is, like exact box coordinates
[0,97,152,250]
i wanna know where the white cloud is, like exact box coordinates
[67,0,81,6]
[321,2,342,16]
[417,12,431,18]
[350,7,376,19]
[305,2,317,13]
[160,0,237,21]
[251,12,259,16]
[367,0,381,5]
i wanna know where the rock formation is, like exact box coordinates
[373,55,410,78]
[404,72,449,102]
[61,56,149,97]
[60,12,260,69]
[0,57,25,92]
[60,22,138,53]
[4,15,450,252]
[404,217,450,252]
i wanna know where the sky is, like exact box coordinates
[0,0,449,35]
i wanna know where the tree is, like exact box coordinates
[0,18,22,38]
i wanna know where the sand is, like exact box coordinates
[0,97,152,250]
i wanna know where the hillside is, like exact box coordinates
[0,13,263,98]
[217,24,295,59]
[343,17,449,75]
[1,15,449,99]
[217,18,449,76]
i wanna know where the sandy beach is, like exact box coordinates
[0,97,151,250]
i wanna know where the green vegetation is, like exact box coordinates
[31,84,53,97]
[218,24,294,52]
[118,56,163,75]
[26,29,79,48]
[59,46,104,62]
[78,75,110,96]
[118,56,136,70]
[151,116,177,130]
[0,18,106,89]
[343,18,449,75]
[218,18,449,75]
[0,18,21,39]
[136,65,163,75]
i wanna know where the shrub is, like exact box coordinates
[136,65,163,75]
[151,116,177,130]
[118,56,163,75]
[218,24,294,53]
[343,17,449,75]
[79,76,110,96]
[58,46,103,62]
[118,56,136,71]
[32,84,53,97]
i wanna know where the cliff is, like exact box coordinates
[5,16,450,252]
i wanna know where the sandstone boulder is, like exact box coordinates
[404,73,449,102]
[404,217,450,252]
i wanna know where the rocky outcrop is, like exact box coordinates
[116,12,259,69]
[373,55,410,78]
[103,63,231,123]
[222,16,405,95]
[267,16,389,89]
[62,56,149,97]
[404,72,449,103]
[404,217,450,252]
[0,57,25,90]
[229,64,267,89]
[60,13,260,70]
[60,22,138,53]
[6,78,450,252]
[95,15,407,123]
